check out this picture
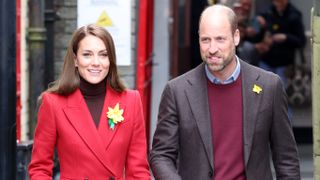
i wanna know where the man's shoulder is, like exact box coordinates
[168,63,206,87]
[241,60,279,80]
[279,4,301,23]
[288,3,302,15]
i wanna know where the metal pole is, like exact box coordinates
[136,0,154,146]
[28,0,46,137]
[16,0,22,142]
[45,0,59,86]
[0,0,17,179]
[312,0,320,178]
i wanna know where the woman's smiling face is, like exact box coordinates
[74,35,110,84]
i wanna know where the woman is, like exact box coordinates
[28,24,151,180]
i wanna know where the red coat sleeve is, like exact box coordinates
[28,93,56,180]
[125,91,151,180]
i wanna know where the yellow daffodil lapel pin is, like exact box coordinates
[107,103,124,130]
[252,84,262,94]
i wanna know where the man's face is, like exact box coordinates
[273,0,288,13]
[240,0,252,15]
[199,11,240,78]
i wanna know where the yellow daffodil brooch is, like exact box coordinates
[252,84,262,94]
[107,103,124,130]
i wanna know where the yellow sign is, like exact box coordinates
[96,10,113,27]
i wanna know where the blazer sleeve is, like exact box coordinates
[125,91,151,180]
[149,84,182,180]
[270,76,300,179]
[28,93,57,180]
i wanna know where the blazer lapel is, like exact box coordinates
[97,86,126,150]
[63,89,116,175]
[241,61,263,166]
[184,63,214,169]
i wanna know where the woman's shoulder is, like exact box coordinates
[41,91,68,100]
[123,89,139,95]
[39,91,70,106]
[120,89,141,100]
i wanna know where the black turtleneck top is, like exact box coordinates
[79,77,106,128]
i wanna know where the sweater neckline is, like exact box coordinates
[79,77,107,97]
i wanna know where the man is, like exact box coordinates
[149,4,300,180]
[234,0,265,66]
[259,0,306,88]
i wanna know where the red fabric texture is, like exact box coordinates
[207,77,246,180]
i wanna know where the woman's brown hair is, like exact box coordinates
[46,24,126,95]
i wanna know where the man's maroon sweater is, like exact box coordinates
[207,76,246,180]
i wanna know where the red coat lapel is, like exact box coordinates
[97,86,127,150]
[62,89,116,176]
